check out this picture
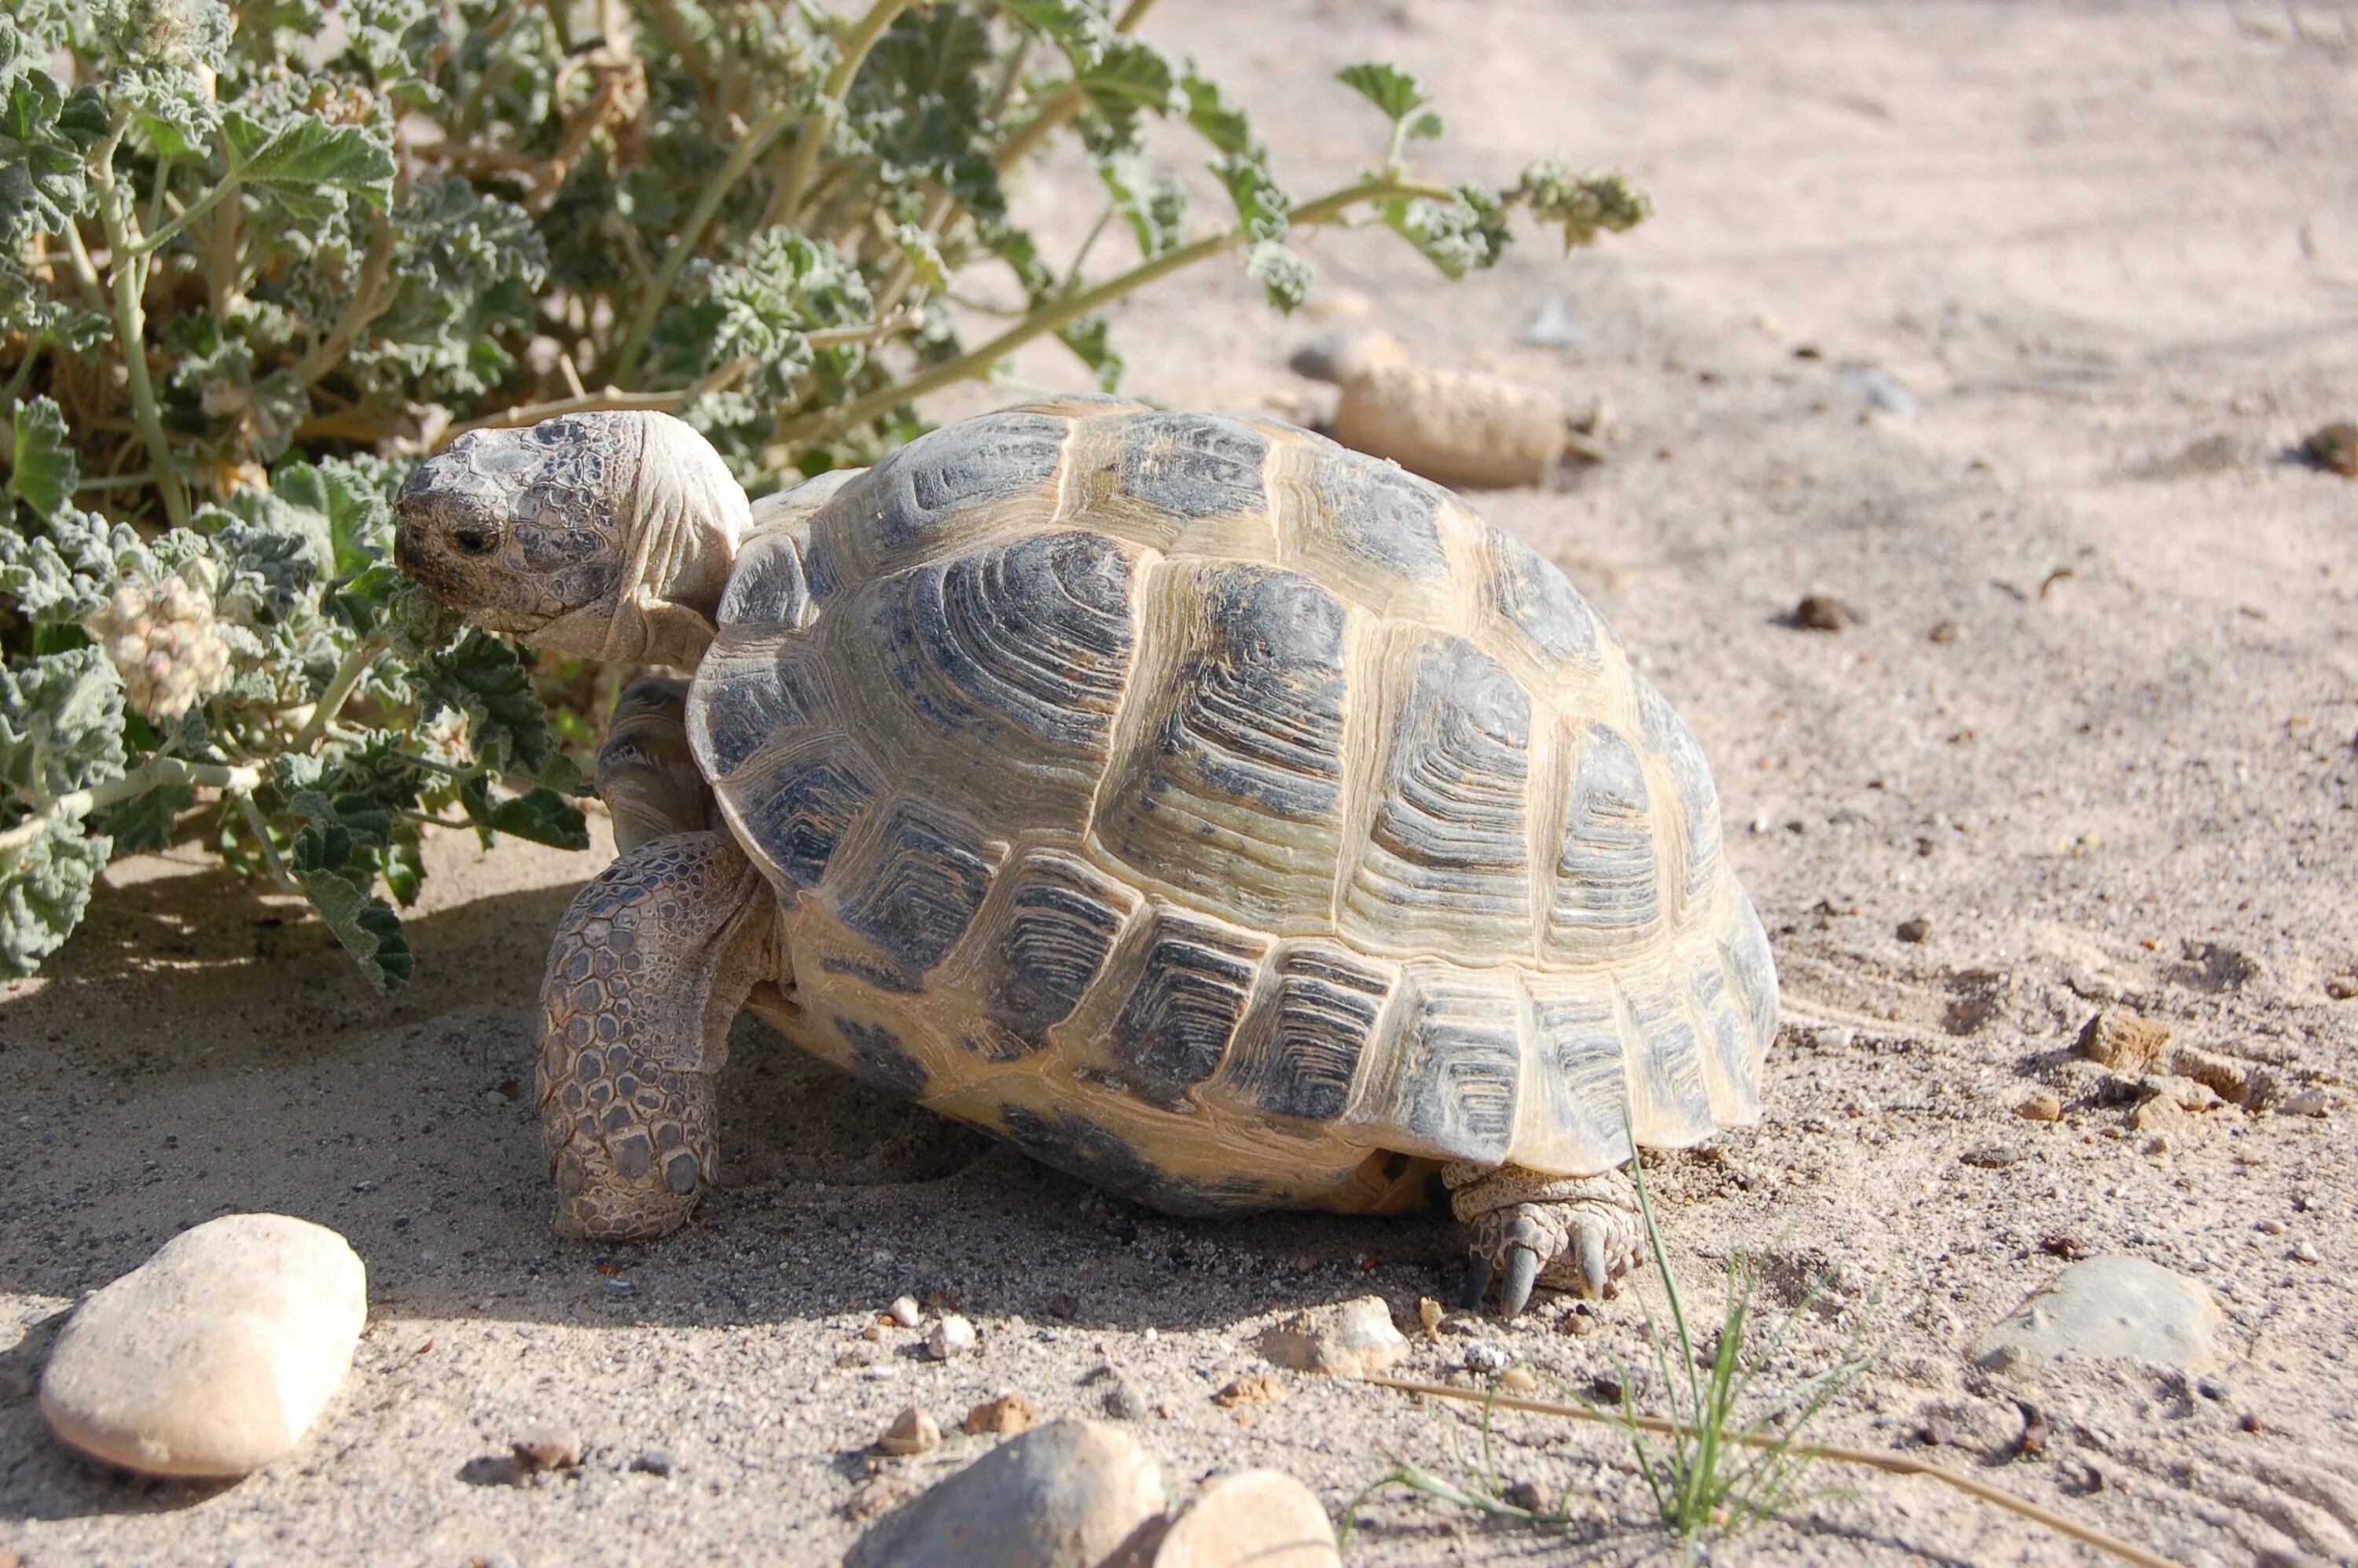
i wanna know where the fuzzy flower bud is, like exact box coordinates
[93,560,234,722]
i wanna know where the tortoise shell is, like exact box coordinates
[685,397,1776,1214]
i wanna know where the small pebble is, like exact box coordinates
[1896,917,1931,944]
[1499,1368,1537,1394]
[2298,420,2357,476]
[1961,1143,2020,1169]
[2016,1093,2063,1122]
[511,1426,581,1473]
[630,1449,676,1478]
[962,1393,1036,1437]
[1416,1298,1442,1341]
[1254,1296,1406,1377]
[2325,975,2358,1001]
[1214,1372,1286,1409]
[1101,1379,1147,1421]
[888,1296,921,1328]
[927,1315,977,1361]
[1461,1343,1511,1377]
[2256,1219,2285,1236]
[2078,1011,2171,1072]
[1928,620,1960,644]
[2280,1089,2332,1117]
[843,1472,918,1522]
[879,1406,942,1456]
[1503,1478,1555,1515]
[2292,1242,2320,1265]
[1793,593,1860,631]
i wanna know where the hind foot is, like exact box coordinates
[1444,1164,1645,1318]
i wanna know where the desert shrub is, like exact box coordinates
[0,0,1647,989]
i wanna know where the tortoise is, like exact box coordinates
[393,396,1778,1316]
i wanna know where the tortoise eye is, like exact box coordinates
[450,520,499,556]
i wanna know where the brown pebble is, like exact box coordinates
[2326,975,2358,1001]
[1214,1372,1287,1409]
[962,1393,1037,1437]
[2016,1092,2063,1122]
[878,1406,941,1456]
[0,1363,34,1399]
[2039,1233,2088,1261]
[1503,1478,1555,1514]
[1499,1368,1538,1395]
[1048,1291,1081,1320]
[1928,620,1959,644]
[2300,420,2357,476]
[1563,1313,1594,1337]
[1416,1298,1443,1342]
[1896,917,1931,944]
[1331,361,1571,488]
[843,1472,917,1520]
[2078,1011,2171,1071]
[512,1426,582,1473]
[1794,593,1861,631]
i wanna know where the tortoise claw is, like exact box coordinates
[1500,1244,1542,1319]
[1578,1226,1609,1301]
[1459,1251,1495,1311]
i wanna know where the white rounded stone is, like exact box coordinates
[1155,1470,1339,1568]
[39,1214,367,1478]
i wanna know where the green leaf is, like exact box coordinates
[0,648,127,810]
[382,826,424,907]
[222,108,396,221]
[416,628,566,784]
[7,395,79,520]
[1379,183,1510,278]
[1056,313,1123,392]
[292,859,413,992]
[1074,37,1183,139]
[1181,65,1258,157]
[1095,146,1185,259]
[0,813,108,979]
[94,780,192,853]
[272,458,393,582]
[457,776,587,850]
[1335,61,1432,124]
[1243,241,1313,314]
[0,508,120,625]
[0,28,106,242]
[1212,152,1291,244]
[887,223,948,291]
[1000,0,1114,61]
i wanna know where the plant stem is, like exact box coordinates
[0,758,263,863]
[294,215,398,387]
[123,176,240,266]
[434,354,758,447]
[292,635,387,755]
[1361,1378,2181,1568]
[773,0,916,230]
[610,0,913,387]
[992,0,1160,174]
[90,117,190,531]
[777,173,1452,446]
[235,791,296,894]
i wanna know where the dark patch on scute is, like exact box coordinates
[1549,723,1661,950]
[1159,566,1348,814]
[985,854,1132,1048]
[1108,915,1265,1111]
[1486,527,1601,666]
[820,954,921,996]
[1113,413,1269,520]
[1533,986,1633,1163]
[695,655,827,776]
[995,1103,1275,1216]
[718,532,810,628]
[1388,980,1521,1163]
[1311,457,1451,580]
[1224,946,1390,1122]
[835,800,1001,973]
[856,411,1067,556]
[834,1015,931,1100]
[734,747,880,887]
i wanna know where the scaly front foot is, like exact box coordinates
[1445,1165,1645,1318]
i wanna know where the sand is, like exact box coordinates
[5,3,2355,1563]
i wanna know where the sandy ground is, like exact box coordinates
[6,3,2357,1564]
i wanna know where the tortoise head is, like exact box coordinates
[395,411,749,666]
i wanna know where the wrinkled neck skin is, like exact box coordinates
[538,417,750,670]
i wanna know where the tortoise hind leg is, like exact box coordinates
[1444,1163,1645,1319]
[539,831,776,1240]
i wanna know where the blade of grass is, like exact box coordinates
[1360,1376,2183,1568]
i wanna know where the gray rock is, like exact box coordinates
[847,1418,1164,1568]
[40,1214,367,1478]
[1973,1255,2221,1374]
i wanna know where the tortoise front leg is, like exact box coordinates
[538,831,776,1240]
[1444,1163,1646,1319]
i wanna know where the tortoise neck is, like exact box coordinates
[619,418,750,667]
